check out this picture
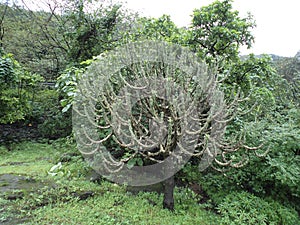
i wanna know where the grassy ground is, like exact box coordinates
[0,140,221,225]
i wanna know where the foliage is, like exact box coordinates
[188,0,256,63]
[34,89,72,139]
[62,0,121,63]
[0,51,44,124]
[192,106,300,213]
[122,14,184,44]
[55,58,93,112]
[224,54,276,93]
[274,55,300,105]
[218,54,286,135]
[0,0,125,79]
[218,191,299,225]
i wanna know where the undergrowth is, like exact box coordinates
[0,140,299,224]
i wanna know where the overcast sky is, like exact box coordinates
[122,0,300,57]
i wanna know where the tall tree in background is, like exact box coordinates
[187,0,279,119]
[188,0,255,63]
[55,0,121,63]
[0,0,124,80]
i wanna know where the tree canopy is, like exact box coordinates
[189,0,255,63]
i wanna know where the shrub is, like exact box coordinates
[31,89,72,139]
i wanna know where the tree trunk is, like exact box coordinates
[163,175,175,211]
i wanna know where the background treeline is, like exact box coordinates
[0,0,299,224]
[0,0,130,138]
[0,0,126,80]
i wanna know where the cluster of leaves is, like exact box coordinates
[0,51,44,123]
[33,89,72,139]
[122,15,183,44]
[0,51,71,138]
[188,0,255,63]
[241,107,300,205]
[55,59,93,113]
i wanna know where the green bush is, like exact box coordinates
[227,107,299,204]
[30,89,72,139]
[55,59,93,113]
[0,52,44,124]
[217,191,299,225]
[0,88,30,123]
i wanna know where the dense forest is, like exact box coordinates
[0,0,299,224]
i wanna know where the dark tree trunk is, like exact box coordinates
[163,175,175,211]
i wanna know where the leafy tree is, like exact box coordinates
[185,0,279,136]
[57,0,121,63]
[188,0,255,63]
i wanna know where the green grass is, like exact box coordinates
[0,142,56,176]
[0,141,221,225]
[30,183,219,225]
[1,140,298,224]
